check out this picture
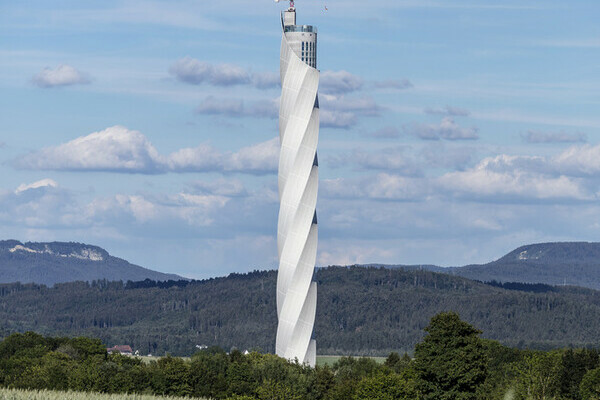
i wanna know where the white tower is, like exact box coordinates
[275,1,319,367]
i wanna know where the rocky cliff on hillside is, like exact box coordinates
[0,240,184,285]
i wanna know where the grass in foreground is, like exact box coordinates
[0,388,207,400]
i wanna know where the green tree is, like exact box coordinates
[256,379,302,400]
[190,350,230,398]
[227,354,258,397]
[312,365,335,400]
[353,371,418,400]
[384,352,412,373]
[413,312,488,400]
[514,351,562,400]
[560,349,599,400]
[0,332,49,359]
[580,368,600,400]
[326,356,382,400]
[14,351,74,391]
[476,340,524,400]
[150,355,191,396]
[67,337,107,359]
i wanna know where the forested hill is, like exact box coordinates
[2,266,600,356]
[0,240,184,285]
[375,242,600,290]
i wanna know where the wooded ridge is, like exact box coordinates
[2,266,600,356]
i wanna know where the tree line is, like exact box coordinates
[2,312,600,399]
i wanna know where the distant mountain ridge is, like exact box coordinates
[371,242,600,290]
[0,240,184,285]
[3,240,600,289]
[495,242,600,264]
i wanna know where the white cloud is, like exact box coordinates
[14,126,165,173]
[372,79,413,90]
[228,137,279,173]
[189,178,247,197]
[320,94,380,116]
[320,70,363,94]
[248,98,279,119]
[318,242,395,266]
[32,64,91,88]
[89,192,229,226]
[438,154,590,201]
[323,173,426,201]
[553,144,600,176]
[0,179,78,228]
[195,96,278,119]
[13,126,278,175]
[320,110,357,129]
[424,105,470,117]
[319,94,380,129]
[370,126,400,138]
[404,117,479,140]
[195,96,244,116]
[169,58,281,90]
[169,57,250,86]
[419,143,474,170]
[251,72,280,89]
[330,146,422,176]
[522,130,587,144]
[15,179,58,194]
[166,143,223,172]
[324,143,600,203]
[366,173,427,200]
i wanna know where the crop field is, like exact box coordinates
[0,388,208,400]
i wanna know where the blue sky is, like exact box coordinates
[1,0,599,278]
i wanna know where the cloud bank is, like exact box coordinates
[14,126,278,175]
[522,130,587,144]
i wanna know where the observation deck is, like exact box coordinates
[284,25,317,33]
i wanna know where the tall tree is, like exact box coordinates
[414,312,487,400]
[514,351,562,400]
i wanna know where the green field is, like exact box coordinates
[134,355,190,364]
[0,388,207,400]
[316,355,387,366]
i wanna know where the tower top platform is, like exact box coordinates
[284,25,317,33]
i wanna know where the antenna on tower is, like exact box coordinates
[274,0,295,10]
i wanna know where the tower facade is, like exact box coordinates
[276,5,319,367]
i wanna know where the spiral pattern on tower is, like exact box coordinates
[275,9,319,367]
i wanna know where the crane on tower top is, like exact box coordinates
[274,0,295,10]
